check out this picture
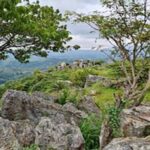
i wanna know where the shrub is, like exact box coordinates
[108,106,122,137]
[58,89,69,105]
[80,115,102,150]
[23,144,38,150]
[57,88,78,105]
[70,69,93,87]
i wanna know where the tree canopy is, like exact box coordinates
[69,0,150,106]
[0,0,72,62]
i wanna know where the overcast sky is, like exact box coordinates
[31,0,111,49]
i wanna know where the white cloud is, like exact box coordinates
[30,0,111,49]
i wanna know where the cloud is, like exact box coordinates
[30,0,111,49]
[38,0,100,12]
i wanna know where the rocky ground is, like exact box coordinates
[0,90,150,150]
[0,90,99,150]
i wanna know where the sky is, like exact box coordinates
[31,0,111,49]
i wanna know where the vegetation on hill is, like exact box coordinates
[69,0,150,107]
[0,61,149,109]
[0,61,149,150]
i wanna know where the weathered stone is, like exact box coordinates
[0,117,35,149]
[32,91,58,103]
[84,75,113,88]
[14,120,35,147]
[120,105,150,137]
[0,117,21,150]
[1,90,62,123]
[78,96,100,116]
[63,103,87,125]
[99,119,112,150]
[35,117,84,150]
[103,137,150,150]
[1,90,87,125]
[0,90,88,149]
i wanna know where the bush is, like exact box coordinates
[69,68,98,87]
[108,106,122,137]
[58,89,69,105]
[23,144,38,150]
[57,88,78,105]
[80,115,102,150]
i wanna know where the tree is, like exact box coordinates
[69,0,150,106]
[0,0,73,63]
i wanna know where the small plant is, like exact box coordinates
[108,106,122,137]
[58,89,69,105]
[80,115,102,150]
[57,88,79,105]
[23,144,38,150]
[52,81,66,91]
[70,69,89,87]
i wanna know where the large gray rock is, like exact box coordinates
[1,90,86,124]
[120,105,150,137]
[63,103,87,125]
[99,119,112,150]
[103,137,150,150]
[35,117,84,150]
[0,117,21,150]
[0,117,35,149]
[32,91,58,103]
[0,90,87,150]
[78,96,100,116]
[14,120,35,147]
[84,75,112,88]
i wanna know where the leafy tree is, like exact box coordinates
[69,0,150,106]
[0,0,75,63]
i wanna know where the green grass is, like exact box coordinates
[80,115,102,150]
[0,64,119,109]
[0,62,148,110]
[144,90,150,103]
[83,82,121,112]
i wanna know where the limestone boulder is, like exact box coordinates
[0,117,35,149]
[120,105,150,137]
[35,117,84,150]
[32,91,58,103]
[103,137,150,150]
[1,90,86,125]
[0,117,21,150]
[84,75,112,88]
[78,96,100,116]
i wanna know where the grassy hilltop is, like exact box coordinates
[0,61,150,110]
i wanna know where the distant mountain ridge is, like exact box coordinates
[0,50,106,84]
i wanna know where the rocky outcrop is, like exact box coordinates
[120,105,150,137]
[0,117,21,150]
[99,120,112,150]
[56,60,102,70]
[35,117,84,150]
[100,105,150,150]
[84,75,113,88]
[78,96,100,116]
[103,137,150,150]
[1,90,87,125]
[0,90,86,150]
[0,117,35,149]
[32,91,58,103]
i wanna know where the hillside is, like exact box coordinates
[1,60,150,108]
[0,50,106,84]
[0,61,150,150]
[0,61,120,108]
